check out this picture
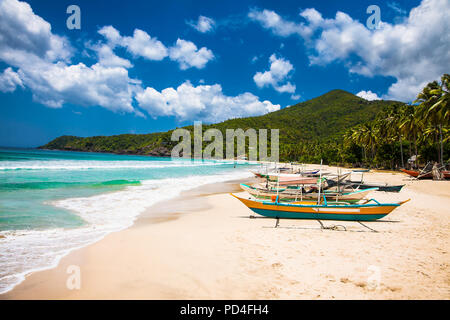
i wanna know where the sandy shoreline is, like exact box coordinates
[1,167,449,299]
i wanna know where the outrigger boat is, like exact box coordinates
[400,168,450,179]
[240,183,378,202]
[254,172,350,185]
[327,170,404,192]
[326,178,405,192]
[401,168,433,179]
[252,170,323,179]
[265,174,318,186]
[231,194,410,221]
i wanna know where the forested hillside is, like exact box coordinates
[40,89,397,163]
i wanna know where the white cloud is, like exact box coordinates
[122,29,168,61]
[26,62,140,111]
[168,39,214,70]
[0,0,140,112]
[187,16,215,33]
[290,94,301,100]
[356,90,381,101]
[248,9,306,38]
[136,81,280,122]
[90,44,133,68]
[0,0,72,65]
[249,0,450,102]
[99,26,214,70]
[98,26,168,61]
[253,54,296,94]
[0,0,277,122]
[0,67,23,92]
[97,25,122,45]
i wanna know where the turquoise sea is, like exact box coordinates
[0,147,253,294]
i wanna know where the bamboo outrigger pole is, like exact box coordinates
[276,163,280,202]
[317,159,323,204]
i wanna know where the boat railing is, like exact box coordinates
[365,198,381,205]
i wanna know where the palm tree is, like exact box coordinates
[400,105,421,168]
[345,125,368,164]
[428,74,450,165]
[377,103,405,167]
[415,75,449,165]
[359,123,378,164]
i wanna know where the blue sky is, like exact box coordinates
[0,0,448,147]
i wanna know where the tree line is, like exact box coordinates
[343,74,449,169]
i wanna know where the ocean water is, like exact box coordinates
[0,147,254,294]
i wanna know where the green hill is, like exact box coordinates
[39,89,399,163]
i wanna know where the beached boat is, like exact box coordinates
[349,183,404,192]
[294,169,320,176]
[326,178,404,192]
[231,194,409,221]
[266,174,318,185]
[252,169,321,179]
[254,172,349,186]
[240,183,378,202]
[401,168,450,179]
[401,169,433,179]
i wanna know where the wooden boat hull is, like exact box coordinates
[231,194,408,221]
[401,169,432,179]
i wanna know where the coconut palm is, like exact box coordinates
[415,78,447,164]
[428,74,450,164]
[400,105,421,168]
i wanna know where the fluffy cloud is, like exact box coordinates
[98,26,214,70]
[168,39,214,70]
[0,67,23,92]
[187,16,215,33]
[98,26,168,61]
[248,9,305,38]
[0,0,72,64]
[20,60,140,111]
[356,90,381,101]
[253,54,296,94]
[136,81,280,122]
[0,0,140,112]
[249,0,450,102]
[90,44,133,68]
[0,0,277,121]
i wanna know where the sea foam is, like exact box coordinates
[0,170,252,294]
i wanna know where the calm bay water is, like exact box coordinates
[0,147,253,294]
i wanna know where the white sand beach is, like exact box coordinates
[1,167,449,299]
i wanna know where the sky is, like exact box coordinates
[0,0,449,147]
